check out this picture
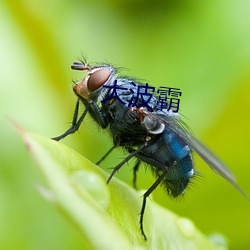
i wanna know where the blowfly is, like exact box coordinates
[52,60,246,240]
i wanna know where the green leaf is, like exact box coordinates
[19,128,227,250]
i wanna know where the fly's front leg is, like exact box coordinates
[89,100,108,129]
[52,99,89,141]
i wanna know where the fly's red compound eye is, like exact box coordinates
[87,68,111,92]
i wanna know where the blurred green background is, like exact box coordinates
[1,0,250,249]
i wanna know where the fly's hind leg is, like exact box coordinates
[140,172,166,240]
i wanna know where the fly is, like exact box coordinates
[52,60,246,240]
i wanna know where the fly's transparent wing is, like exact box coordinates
[150,111,247,198]
[184,133,247,198]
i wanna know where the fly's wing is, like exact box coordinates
[184,132,247,198]
[150,111,247,198]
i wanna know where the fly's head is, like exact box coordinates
[72,61,116,101]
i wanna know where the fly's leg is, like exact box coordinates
[133,160,141,189]
[140,172,166,240]
[96,146,116,165]
[52,99,108,141]
[52,99,88,141]
[107,143,146,184]
[88,100,107,129]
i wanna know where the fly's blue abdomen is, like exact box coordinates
[136,128,194,197]
[162,128,194,196]
[165,129,190,161]
[164,154,193,197]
